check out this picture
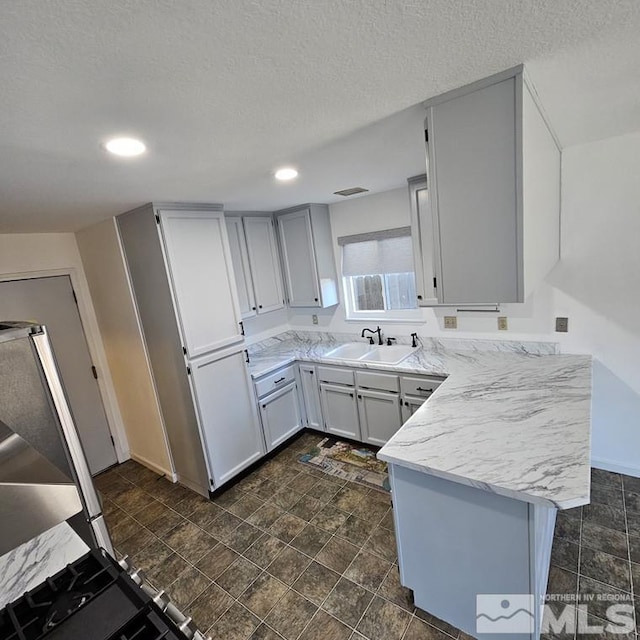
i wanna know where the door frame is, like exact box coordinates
[0,267,129,466]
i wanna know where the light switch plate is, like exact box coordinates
[555,317,569,333]
[497,316,508,331]
[444,316,457,329]
[312,314,319,325]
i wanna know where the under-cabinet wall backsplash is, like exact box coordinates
[247,330,559,357]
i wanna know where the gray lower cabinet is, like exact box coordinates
[401,395,426,422]
[190,346,265,487]
[259,381,304,451]
[357,389,402,447]
[299,364,323,430]
[319,382,361,440]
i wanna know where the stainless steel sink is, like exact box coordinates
[324,342,415,365]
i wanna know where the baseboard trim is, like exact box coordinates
[591,456,640,478]
[130,452,177,482]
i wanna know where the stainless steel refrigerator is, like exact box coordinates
[0,321,112,555]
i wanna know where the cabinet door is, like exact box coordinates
[408,176,438,305]
[159,210,243,358]
[259,382,303,450]
[319,383,360,440]
[427,76,518,303]
[299,364,323,430]
[225,217,257,318]
[401,396,426,423]
[358,389,402,447]
[277,209,321,307]
[244,217,285,314]
[189,345,265,489]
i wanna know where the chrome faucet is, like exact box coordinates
[361,326,383,346]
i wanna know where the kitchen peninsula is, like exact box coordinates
[378,348,592,640]
[247,330,592,640]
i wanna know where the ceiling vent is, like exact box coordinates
[333,187,369,197]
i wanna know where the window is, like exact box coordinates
[339,227,422,322]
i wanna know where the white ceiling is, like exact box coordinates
[1,0,640,232]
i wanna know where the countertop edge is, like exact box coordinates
[378,452,591,510]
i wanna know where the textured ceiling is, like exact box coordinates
[1,0,639,232]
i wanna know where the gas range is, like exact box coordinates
[0,549,209,640]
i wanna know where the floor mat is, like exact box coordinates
[298,437,390,492]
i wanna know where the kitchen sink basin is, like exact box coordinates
[324,342,415,365]
[324,342,376,360]
[359,344,416,365]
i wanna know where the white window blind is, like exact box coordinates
[338,227,413,276]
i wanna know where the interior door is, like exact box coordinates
[244,217,285,314]
[0,276,117,474]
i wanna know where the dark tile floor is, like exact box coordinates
[96,433,639,639]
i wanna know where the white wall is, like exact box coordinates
[76,220,174,477]
[287,133,640,475]
[289,187,554,340]
[551,132,640,475]
[0,232,130,462]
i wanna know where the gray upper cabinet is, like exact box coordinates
[225,215,285,317]
[226,217,257,318]
[275,204,339,308]
[408,175,437,305]
[417,65,560,305]
[244,216,285,313]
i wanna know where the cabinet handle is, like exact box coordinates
[252,306,256,311]
[358,394,362,400]
[262,404,266,409]
[309,370,314,375]
[314,298,318,302]
[416,387,433,393]
[259,304,263,309]
[417,295,423,300]
[274,377,286,385]
[349,393,354,398]
[244,350,250,363]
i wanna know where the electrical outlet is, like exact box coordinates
[444,316,457,329]
[555,317,569,333]
[497,316,508,331]
[312,314,319,325]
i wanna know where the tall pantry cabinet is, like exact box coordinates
[117,203,264,496]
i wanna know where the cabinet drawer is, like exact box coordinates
[399,375,444,398]
[317,366,355,387]
[255,365,297,399]
[356,370,399,393]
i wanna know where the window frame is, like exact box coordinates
[342,273,424,324]
[338,226,425,324]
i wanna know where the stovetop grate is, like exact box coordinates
[0,550,185,640]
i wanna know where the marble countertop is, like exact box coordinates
[0,522,89,609]
[247,331,592,509]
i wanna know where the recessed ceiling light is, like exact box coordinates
[275,167,298,181]
[104,137,146,157]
